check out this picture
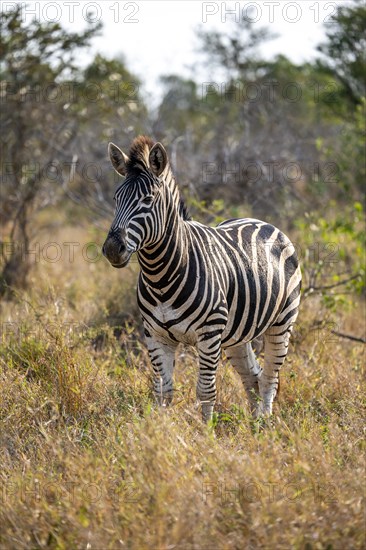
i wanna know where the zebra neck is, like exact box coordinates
[138,215,189,290]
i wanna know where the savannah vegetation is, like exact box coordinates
[0,2,365,548]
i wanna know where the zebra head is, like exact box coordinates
[102,136,170,268]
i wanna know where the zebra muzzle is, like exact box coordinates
[102,232,131,268]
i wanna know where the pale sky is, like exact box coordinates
[3,1,350,104]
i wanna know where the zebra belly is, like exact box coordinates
[221,312,267,348]
[221,323,268,349]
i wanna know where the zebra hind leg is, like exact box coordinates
[258,325,294,417]
[258,270,301,417]
[225,343,263,417]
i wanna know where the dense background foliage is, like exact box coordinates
[0,2,365,548]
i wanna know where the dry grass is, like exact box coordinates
[0,224,365,550]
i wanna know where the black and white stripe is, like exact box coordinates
[103,136,301,421]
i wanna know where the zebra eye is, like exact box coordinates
[141,195,154,205]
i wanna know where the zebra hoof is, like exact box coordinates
[201,402,215,423]
[155,393,173,407]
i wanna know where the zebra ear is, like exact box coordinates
[149,142,168,176]
[108,142,129,177]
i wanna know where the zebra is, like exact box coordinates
[102,136,301,422]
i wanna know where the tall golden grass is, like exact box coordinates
[1,223,364,549]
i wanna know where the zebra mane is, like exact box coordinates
[126,135,155,174]
[179,198,191,221]
[127,135,191,222]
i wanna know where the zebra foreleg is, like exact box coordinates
[225,343,263,416]
[196,338,222,422]
[146,337,177,407]
[258,326,292,416]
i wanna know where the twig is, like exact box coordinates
[330,330,366,344]
[303,273,362,297]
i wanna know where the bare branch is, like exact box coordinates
[303,274,362,298]
[330,330,366,344]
